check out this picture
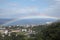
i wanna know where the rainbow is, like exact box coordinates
[2,15,60,25]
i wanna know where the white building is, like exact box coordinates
[22,29,27,32]
[4,30,8,35]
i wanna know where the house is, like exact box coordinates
[21,29,27,32]
[11,30,20,32]
[4,30,8,35]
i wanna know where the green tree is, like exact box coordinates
[36,21,60,40]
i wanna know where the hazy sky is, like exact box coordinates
[0,0,60,19]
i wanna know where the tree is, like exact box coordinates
[36,21,60,40]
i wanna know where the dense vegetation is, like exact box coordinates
[0,21,60,40]
[36,21,60,40]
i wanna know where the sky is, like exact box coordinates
[0,0,60,19]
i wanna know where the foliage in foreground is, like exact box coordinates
[36,21,60,40]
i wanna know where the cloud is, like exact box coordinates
[0,0,7,3]
[42,0,60,18]
[55,0,60,1]
[8,3,18,7]
[17,7,39,13]
[0,7,40,18]
[0,0,60,19]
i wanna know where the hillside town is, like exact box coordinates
[0,22,53,37]
[0,25,37,37]
[0,21,60,40]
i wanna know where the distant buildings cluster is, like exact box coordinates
[0,25,36,37]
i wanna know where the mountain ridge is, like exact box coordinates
[4,18,57,26]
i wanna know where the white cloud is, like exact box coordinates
[55,0,60,1]
[0,7,40,18]
[0,0,60,19]
[42,0,60,18]
[8,3,18,7]
[0,7,39,13]
[17,7,39,13]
